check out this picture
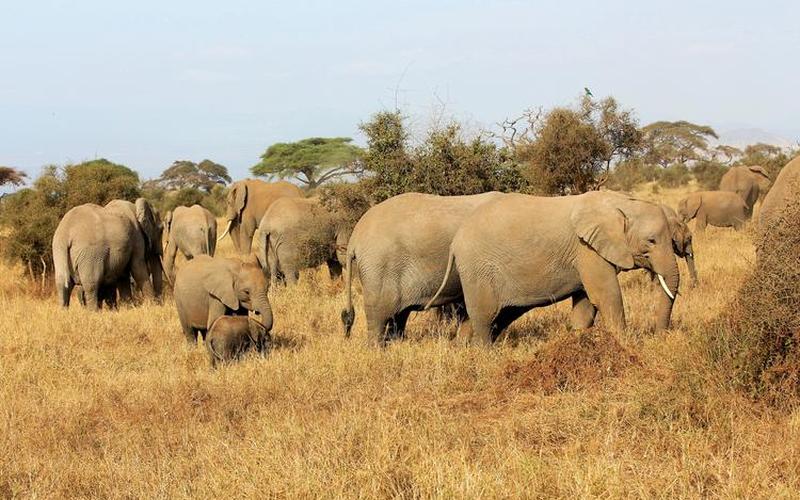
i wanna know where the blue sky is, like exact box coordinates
[2,0,798,181]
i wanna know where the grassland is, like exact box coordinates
[1,186,799,498]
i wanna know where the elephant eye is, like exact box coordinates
[647,237,657,245]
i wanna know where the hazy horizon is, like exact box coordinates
[2,0,798,182]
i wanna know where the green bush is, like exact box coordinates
[607,159,660,192]
[692,160,729,189]
[657,163,691,188]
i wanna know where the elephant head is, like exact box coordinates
[202,255,273,334]
[677,195,701,222]
[748,165,772,192]
[572,193,680,330]
[219,182,248,252]
[135,198,165,295]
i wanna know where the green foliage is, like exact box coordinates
[252,137,363,189]
[642,121,718,167]
[0,167,27,187]
[607,159,659,192]
[318,181,375,229]
[657,163,691,188]
[692,160,729,189]
[142,184,227,217]
[0,159,141,273]
[737,143,798,181]
[358,111,414,201]
[711,145,742,165]
[149,159,231,193]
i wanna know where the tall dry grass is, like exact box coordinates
[1,186,799,498]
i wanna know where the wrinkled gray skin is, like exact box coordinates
[206,316,271,368]
[760,156,800,227]
[163,205,217,282]
[173,254,272,345]
[428,191,680,346]
[719,165,771,218]
[341,192,506,345]
[219,179,304,255]
[256,197,347,285]
[677,191,747,232]
[52,198,163,310]
[660,204,698,288]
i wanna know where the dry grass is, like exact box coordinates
[1,186,799,498]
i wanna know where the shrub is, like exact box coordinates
[710,194,800,403]
[692,160,729,189]
[657,163,691,188]
[607,159,660,192]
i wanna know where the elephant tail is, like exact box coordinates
[340,248,356,337]
[424,248,455,311]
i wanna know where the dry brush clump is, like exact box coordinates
[711,196,800,402]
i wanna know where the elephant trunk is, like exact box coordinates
[252,291,273,334]
[652,250,680,332]
[685,245,698,288]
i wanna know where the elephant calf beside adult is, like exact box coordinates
[52,198,164,310]
[256,197,348,285]
[219,179,304,255]
[163,204,217,282]
[677,191,747,232]
[341,191,506,346]
[661,204,698,287]
[426,191,680,345]
[173,254,272,345]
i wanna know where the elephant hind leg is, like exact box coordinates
[57,279,74,308]
[570,290,597,329]
[492,305,533,343]
[387,308,412,341]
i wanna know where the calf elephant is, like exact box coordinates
[256,197,346,285]
[163,204,217,281]
[218,179,304,255]
[52,198,162,310]
[719,165,771,217]
[206,316,271,367]
[173,254,272,345]
[341,191,505,345]
[677,191,747,232]
[760,155,800,227]
[661,204,698,287]
[427,191,680,345]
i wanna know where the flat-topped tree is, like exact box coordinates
[0,167,27,187]
[251,137,364,189]
[152,159,231,193]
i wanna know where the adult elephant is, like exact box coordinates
[52,198,163,310]
[163,204,217,281]
[218,179,304,255]
[341,191,506,345]
[677,191,747,232]
[661,204,698,287]
[173,254,272,345]
[760,156,800,226]
[256,197,347,285]
[426,191,679,345]
[719,165,771,217]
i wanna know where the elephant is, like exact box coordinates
[760,155,800,227]
[341,191,506,345]
[256,197,347,285]
[661,204,698,287]
[52,198,163,310]
[719,165,771,217]
[218,179,304,255]
[206,316,271,368]
[426,191,680,346]
[163,204,217,282]
[677,191,747,232]
[173,254,272,345]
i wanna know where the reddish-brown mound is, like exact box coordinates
[503,329,640,394]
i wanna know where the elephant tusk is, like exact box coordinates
[218,220,233,242]
[657,274,675,300]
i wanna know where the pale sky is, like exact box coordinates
[2,0,798,181]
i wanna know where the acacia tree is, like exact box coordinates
[641,120,719,167]
[0,167,27,188]
[150,159,231,192]
[251,137,364,189]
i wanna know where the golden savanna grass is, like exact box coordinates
[2,185,800,498]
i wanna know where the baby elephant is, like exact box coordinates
[206,316,271,367]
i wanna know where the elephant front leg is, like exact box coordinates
[577,249,625,332]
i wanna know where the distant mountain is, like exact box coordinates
[713,128,797,150]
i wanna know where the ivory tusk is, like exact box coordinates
[657,274,675,300]
[217,220,233,242]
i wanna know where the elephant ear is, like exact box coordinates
[748,165,769,178]
[571,199,635,270]
[234,184,248,217]
[203,266,239,311]
[682,195,702,220]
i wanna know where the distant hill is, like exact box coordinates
[713,128,797,150]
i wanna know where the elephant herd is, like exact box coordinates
[50,157,799,364]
